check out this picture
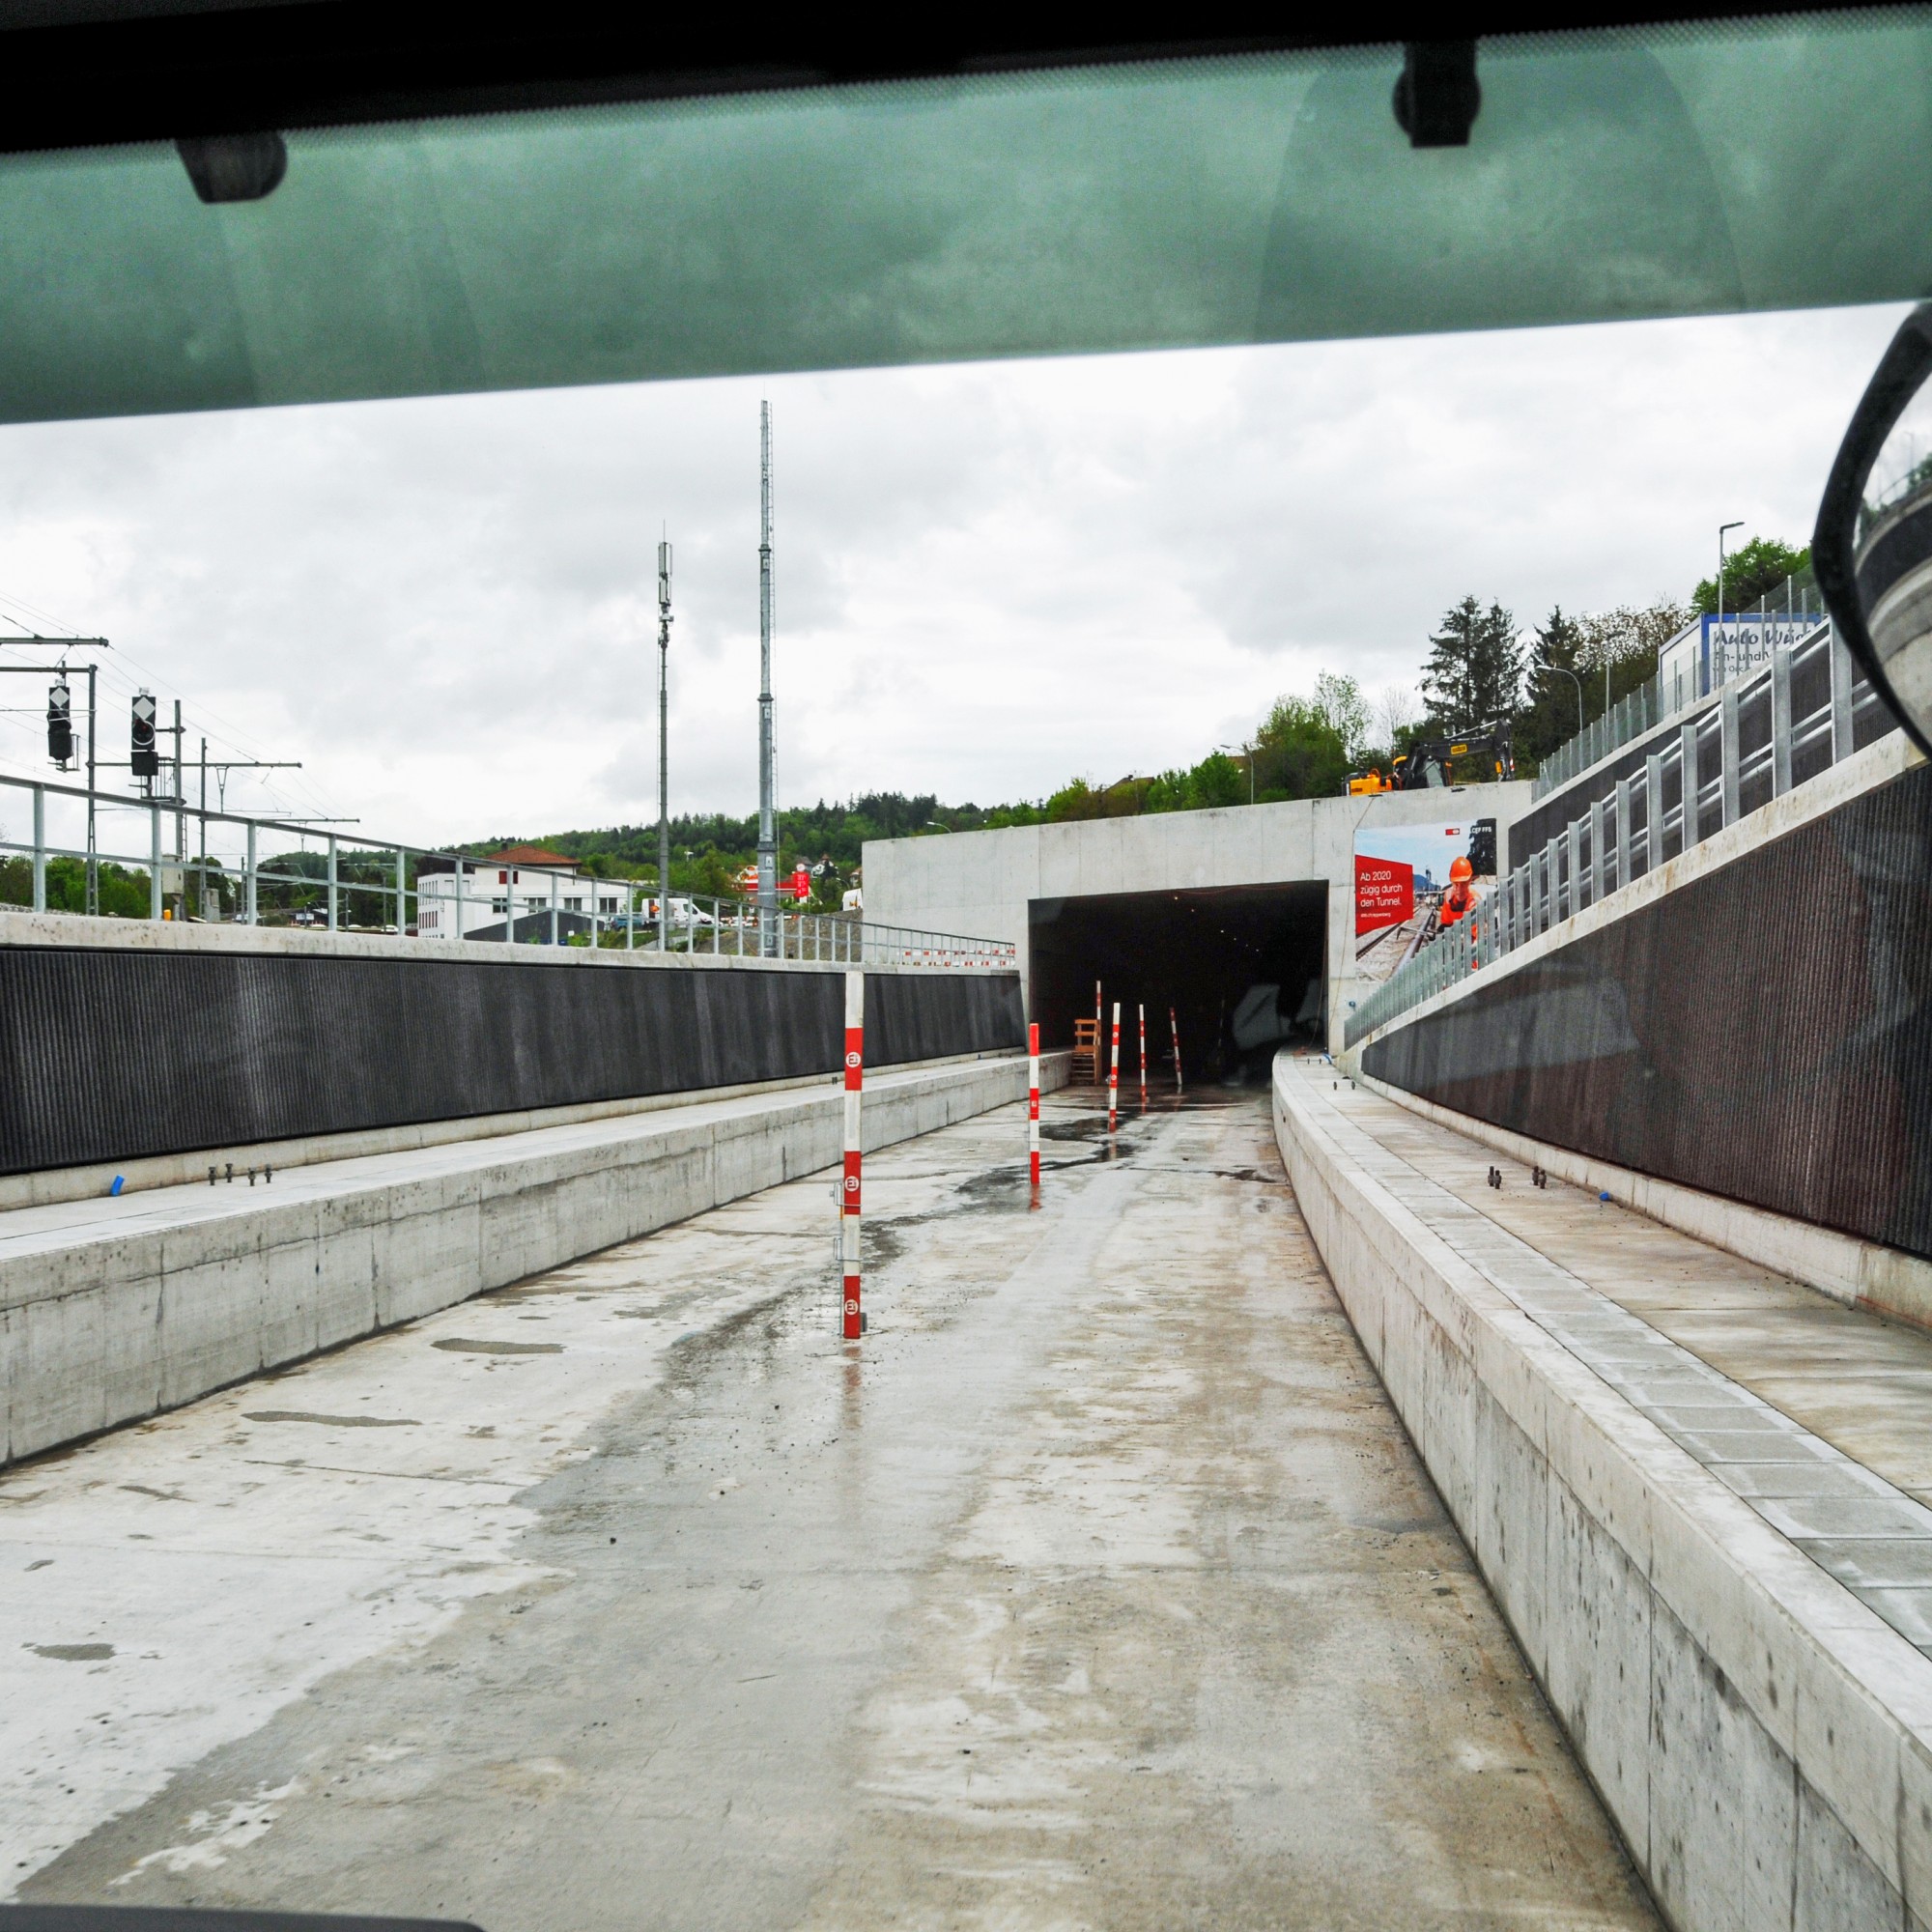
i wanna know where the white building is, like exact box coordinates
[416,844,629,940]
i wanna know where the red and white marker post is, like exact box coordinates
[1138,1003,1148,1112]
[1094,980,1103,1087]
[1169,1005,1183,1094]
[841,969,864,1340]
[1027,1021,1040,1186]
[1108,1001,1121,1133]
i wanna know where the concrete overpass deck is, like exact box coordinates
[5,1086,1655,1930]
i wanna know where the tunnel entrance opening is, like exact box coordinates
[1030,882,1327,1086]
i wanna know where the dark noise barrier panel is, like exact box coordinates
[1363,761,1932,1263]
[0,952,1024,1177]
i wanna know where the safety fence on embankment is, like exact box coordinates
[1349,618,1897,1048]
[1344,728,1932,1276]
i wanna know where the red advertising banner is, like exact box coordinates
[1355,853,1413,936]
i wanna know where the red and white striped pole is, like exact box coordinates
[1138,1003,1148,1112]
[1027,1021,1040,1186]
[1108,1001,1121,1133]
[841,969,864,1340]
[1169,1005,1183,1094]
[1094,980,1103,1087]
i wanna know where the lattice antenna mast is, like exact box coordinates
[756,400,778,951]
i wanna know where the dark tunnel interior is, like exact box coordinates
[1029,883,1328,1086]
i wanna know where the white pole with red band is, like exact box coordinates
[841,969,864,1340]
[1138,1003,1148,1112]
[1169,1005,1183,1094]
[1028,1021,1040,1186]
[1108,1001,1121,1133]
[1094,980,1103,1086]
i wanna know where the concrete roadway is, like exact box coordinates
[7,1084,1657,1930]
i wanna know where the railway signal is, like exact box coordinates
[46,678,72,765]
[130,691,158,780]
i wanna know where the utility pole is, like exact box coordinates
[757,400,777,956]
[170,698,185,920]
[0,637,108,911]
[657,533,672,953]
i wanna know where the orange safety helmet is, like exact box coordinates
[1449,855,1474,884]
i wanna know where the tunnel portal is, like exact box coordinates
[1029,882,1327,1085]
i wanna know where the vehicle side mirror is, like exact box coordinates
[1812,301,1932,759]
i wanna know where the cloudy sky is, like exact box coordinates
[0,298,1905,850]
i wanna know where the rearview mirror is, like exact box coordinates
[1813,301,1932,760]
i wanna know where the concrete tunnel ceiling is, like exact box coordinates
[1029,882,1327,1083]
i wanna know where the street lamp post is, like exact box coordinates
[1717,521,1744,687]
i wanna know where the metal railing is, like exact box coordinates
[1533,568,1828,799]
[1347,619,1887,1046]
[0,771,1015,971]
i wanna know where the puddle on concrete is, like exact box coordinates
[431,1339,564,1356]
[29,1643,114,1662]
[241,1412,421,1429]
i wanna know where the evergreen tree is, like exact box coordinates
[1517,606,1587,769]
[1422,596,1520,730]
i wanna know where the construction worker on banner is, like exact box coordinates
[1439,854,1477,927]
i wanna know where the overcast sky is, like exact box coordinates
[0,299,1905,849]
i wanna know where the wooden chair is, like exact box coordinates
[1071,1017,1101,1084]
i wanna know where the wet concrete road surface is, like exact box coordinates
[12,1087,1658,1929]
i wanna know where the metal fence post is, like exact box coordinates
[1588,797,1605,904]
[1646,753,1665,873]
[1614,777,1631,889]
[1829,621,1856,764]
[150,803,163,920]
[1680,721,1702,850]
[31,783,44,912]
[327,834,339,931]
[1720,687,1742,827]
[455,857,466,940]
[1771,645,1794,796]
[245,821,258,924]
[394,847,406,934]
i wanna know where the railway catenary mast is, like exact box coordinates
[756,401,778,953]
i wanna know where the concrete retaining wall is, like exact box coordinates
[1274,1056,1932,1932]
[2,1050,1069,1467]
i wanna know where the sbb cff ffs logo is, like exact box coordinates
[130,691,159,780]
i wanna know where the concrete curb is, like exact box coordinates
[1273,1055,1932,1932]
[1,1051,1070,1468]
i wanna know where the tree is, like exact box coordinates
[1253,696,1350,801]
[1312,671,1371,763]
[1422,596,1520,731]
[1691,536,1807,615]
[1517,606,1587,769]
[1372,684,1422,755]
